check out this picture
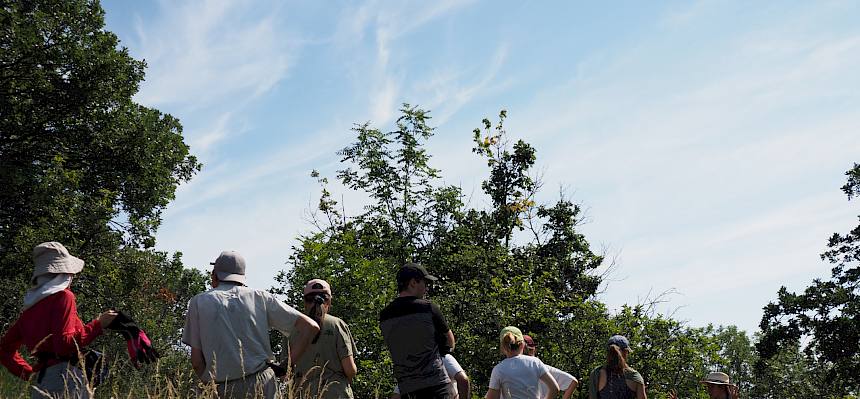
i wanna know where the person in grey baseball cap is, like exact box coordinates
[182,250,320,399]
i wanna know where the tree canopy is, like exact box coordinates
[273,105,769,398]
[757,163,860,396]
[0,0,205,370]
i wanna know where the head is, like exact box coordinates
[31,242,84,284]
[303,278,333,317]
[605,335,632,374]
[396,262,438,298]
[523,334,537,357]
[499,326,525,357]
[209,250,247,287]
[701,372,733,399]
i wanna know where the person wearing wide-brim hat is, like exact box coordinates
[668,372,739,399]
[0,242,118,399]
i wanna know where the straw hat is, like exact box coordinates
[31,242,84,282]
[701,372,734,386]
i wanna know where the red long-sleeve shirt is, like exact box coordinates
[0,289,103,380]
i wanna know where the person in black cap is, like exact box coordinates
[380,262,456,399]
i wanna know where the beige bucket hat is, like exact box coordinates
[31,242,84,282]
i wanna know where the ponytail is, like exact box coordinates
[606,344,629,374]
[501,332,523,355]
[304,292,329,343]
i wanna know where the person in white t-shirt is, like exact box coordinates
[486,326,559,399]
[392,354,470,399]
[523,334,579,399]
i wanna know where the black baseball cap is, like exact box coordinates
[396,262,438,284]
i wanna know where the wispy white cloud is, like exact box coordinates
[504,8,860,331]
[415,45,511,125]
[190,112,234,154]
[129,0,296,109]
[330,1,479,125]
[110,1,859,334]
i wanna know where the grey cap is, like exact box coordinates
[31,242,84,283]
[608,335,630,350]
[210,250,246,284]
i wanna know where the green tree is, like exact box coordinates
[471,110,537,248]
[711,326,756,397]
[757,163,860,395]
[276,106,616,397]
[0,0,206,381]
[275,105,752,399]
[750,338,820,399]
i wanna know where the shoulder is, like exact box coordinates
[412,297,434,310]
[255,288,279,300]
[490,360,507,373]
[545,363,564,374]
[50,289,76,305]
[379,301,396,320]
[380,297,432,321]
[624,368,644,384]
[327,315,349,328]
[188,289,213,302]
[443,354,463,372]
[527,356,547,371]
[521,355,543,366]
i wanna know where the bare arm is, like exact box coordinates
[190,347,205,377]
[341,355,357,381]
[446,329,456,351]
[454,371,470,399]
[562,379,578,399]
[540,372,560,399]
[485,388,501,399]
[636,382,647,399]
[287,313,320,365]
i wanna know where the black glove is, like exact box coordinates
[267,361,288,377]
[106,311,160,366]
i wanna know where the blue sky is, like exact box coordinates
[103,0,860,334]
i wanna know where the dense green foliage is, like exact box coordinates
[757,163,860,396]
[4,1,858,397]
[0,0,206,389]
[273,106,773,398]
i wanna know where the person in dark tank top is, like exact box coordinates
[587,335,647,399]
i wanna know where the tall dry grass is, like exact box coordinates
[0,349,368,399]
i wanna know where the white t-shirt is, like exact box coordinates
[537,364,577,398]
[393,354,465,398]
[488,355,551,399]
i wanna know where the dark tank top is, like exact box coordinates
[598,370,636,399]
